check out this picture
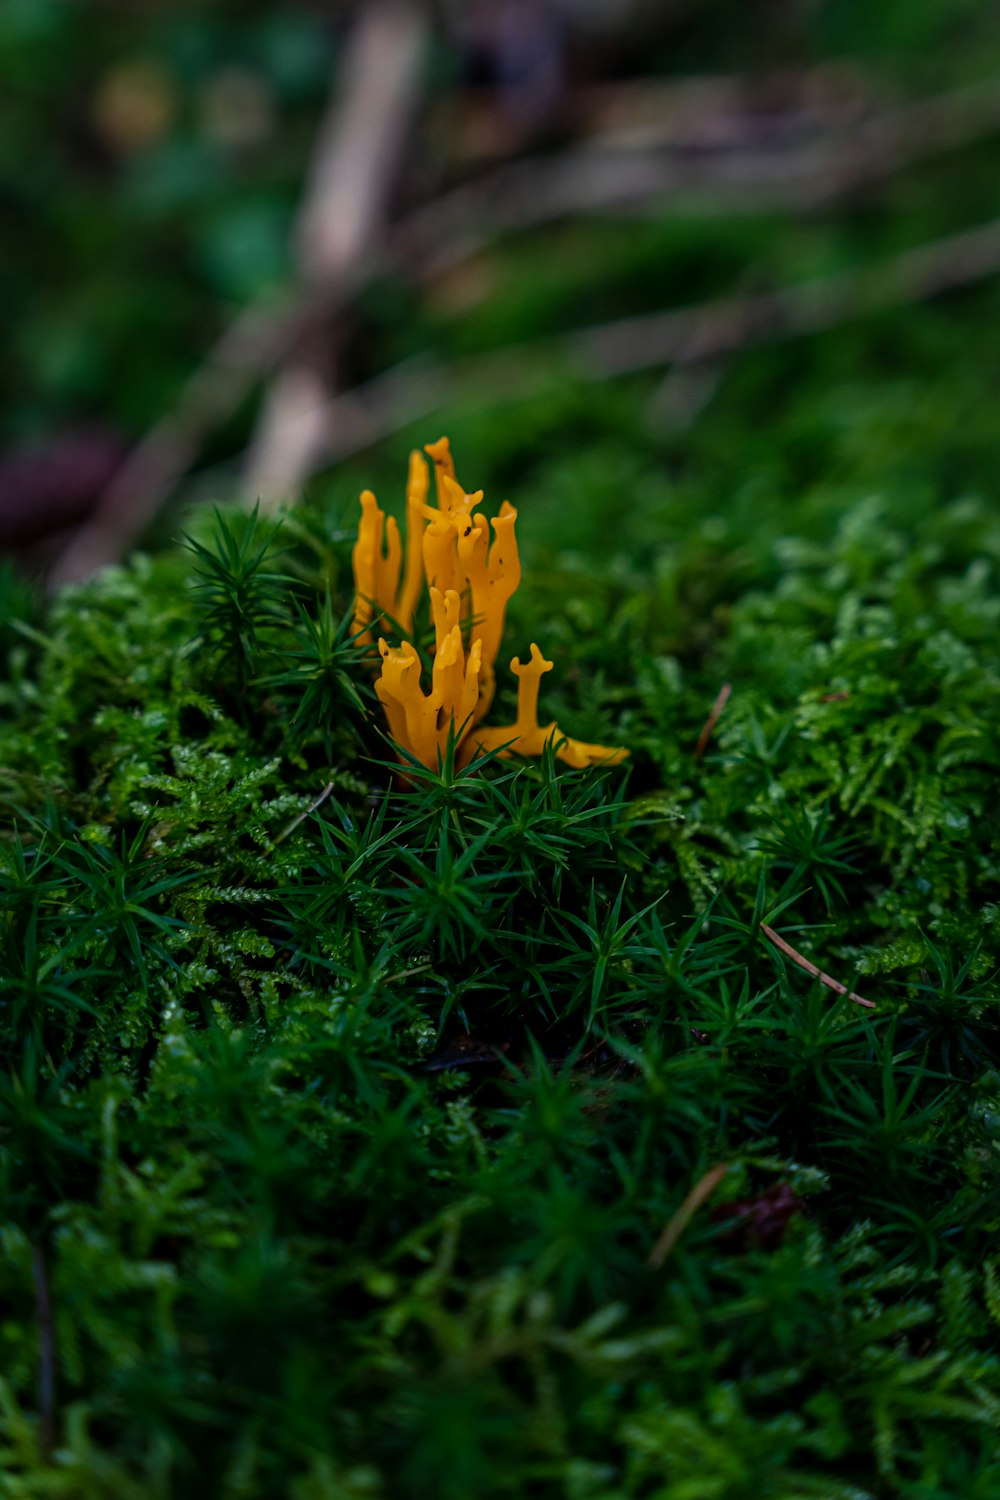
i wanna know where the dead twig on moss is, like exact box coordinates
[46,301,299,591]
[270,781,335,849]
[45,71,1000,585]
[761,922,875,1010]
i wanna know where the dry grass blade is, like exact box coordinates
[761,922,875,1009]
[694,683,732,762]
[271,781,335,850]
[647,1163,730,1269]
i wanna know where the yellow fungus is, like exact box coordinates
[352,489,401,646]
[351,439,628,773]
[424,435,456,505]
[397,449,429,635]
[462,644,629,770]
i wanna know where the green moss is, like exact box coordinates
[2,418,999,1496]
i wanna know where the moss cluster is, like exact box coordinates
[1,427,999,1497]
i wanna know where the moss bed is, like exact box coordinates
[3,312,1000,1496]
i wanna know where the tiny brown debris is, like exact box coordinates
[421,1036,510,1072]
[694,682,732,762]
[711,1182,801,1250]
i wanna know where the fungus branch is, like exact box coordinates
[353,439,628,772]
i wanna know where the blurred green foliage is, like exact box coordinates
[0,0,331,440]
[4,0,1000,453]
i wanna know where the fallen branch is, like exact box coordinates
[303,216,1000,467]
[394,74,1000,278]
[45,72,1000,585]
[246,0,429,505]
[48,0,428,588]
[46,300,300,591]
[570,67,878,152]
[760,922,874,1009]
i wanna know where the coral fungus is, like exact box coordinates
[352,438,628,773]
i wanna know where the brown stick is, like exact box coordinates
[570,67,877,150]
[300,216,1000,468]
[48,0,428,588]
[647,1163,730,1269]
[245,0,428,506]
[393,75,1000,278]
[760,922,875,1009]
[694,682,732,762]
[46,301,301,591]
[46,75,1000,586]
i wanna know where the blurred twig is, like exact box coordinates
[647,1162,730,1268]
[46,300,298,590]
[694,683,732,763]
[291,217,1000,465]
[245,0,428,504]
[44,69,1000,586]
[48,0,427,589]
[395,75,1000,276]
